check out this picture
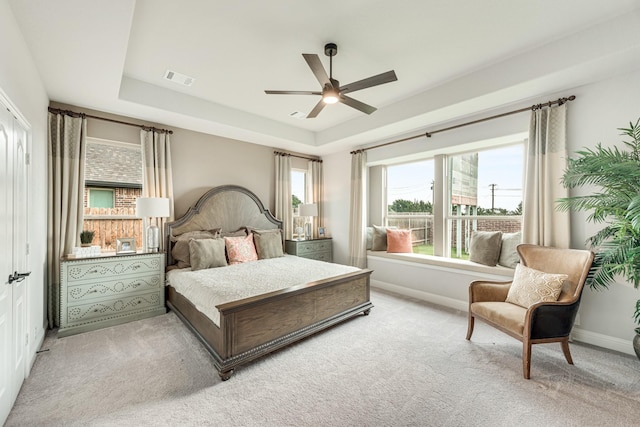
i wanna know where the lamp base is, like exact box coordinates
[146,224,160,253]
[305,222,313,240]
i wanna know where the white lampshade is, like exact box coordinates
[136,197,170,253]
[136,197,170,218]
[298,203,318,217]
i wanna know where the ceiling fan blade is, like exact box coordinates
[306,99,326,118]
[265,90,321,95]
[339,95,377,115]
[339,70,397,95]
[302,54,332,88]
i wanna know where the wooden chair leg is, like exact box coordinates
[522,341,532,379]
[561,339,574,365]
[466,315,474,340]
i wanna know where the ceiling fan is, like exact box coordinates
[265,43,398,118]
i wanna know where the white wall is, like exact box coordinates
[324,69,640,356]
[0,0,49,367]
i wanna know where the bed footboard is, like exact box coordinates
[167,269,373,380]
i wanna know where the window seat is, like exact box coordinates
[367,250,515,279]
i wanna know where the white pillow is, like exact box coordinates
[505,264,568,308]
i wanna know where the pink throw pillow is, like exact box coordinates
[386,229,413,253]
[224,233,258,264]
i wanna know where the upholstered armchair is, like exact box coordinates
[466,244,594,379]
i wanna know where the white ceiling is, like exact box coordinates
[8,0,640,155]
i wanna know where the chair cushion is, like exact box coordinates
[471,301,527,336]
[505,264,567,308]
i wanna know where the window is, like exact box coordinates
[291,169,307,238]
[88,188,114,208]
[383,142,524,260]
[386,160,434,254]
[83,138,143,250]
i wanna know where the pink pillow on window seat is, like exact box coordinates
[386,229,412,253]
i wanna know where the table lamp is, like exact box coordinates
[136,197,170,252]
[298,203,318,240]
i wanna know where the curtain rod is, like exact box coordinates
[350,95,576,154]
[274,150,322,162]
[48,107,174,134]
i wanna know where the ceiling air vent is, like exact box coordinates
[289,111,307,119]
[164,69,195,87]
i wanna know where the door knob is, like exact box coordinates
[8,271,31,284]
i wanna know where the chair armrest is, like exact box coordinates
[468,280,512,303]
[526,299,581,340]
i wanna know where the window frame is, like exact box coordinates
[87,187,115,209]
[380,140,524,261]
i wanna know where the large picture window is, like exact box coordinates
[383,142,523,260]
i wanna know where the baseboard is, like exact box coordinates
[371,279,637,357]
[27,326,46,376]
[371,279,468,312]
[571,327,635,357]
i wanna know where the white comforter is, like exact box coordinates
[166,255,360,326]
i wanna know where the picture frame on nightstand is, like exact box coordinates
[318,227,326,238]
[116,237,136,255]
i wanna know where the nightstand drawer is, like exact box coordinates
[295,240,331,255]
[303,251,332,262]
[67,273,163,303]
[65,291,163,325]
[285,238,333,262]
[64,255,162,283]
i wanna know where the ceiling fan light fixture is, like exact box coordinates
[322,92,339,104]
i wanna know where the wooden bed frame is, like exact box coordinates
[165,185,373,380]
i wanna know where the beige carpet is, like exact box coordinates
[6,289,640,426]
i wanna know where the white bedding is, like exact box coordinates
[166,255,360,326]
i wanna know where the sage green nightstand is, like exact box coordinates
[285,238,333,262]
[59,252,166,337]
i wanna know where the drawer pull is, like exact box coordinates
[89,269,99,274]
[89,289,98,294]
[132,265,140,270]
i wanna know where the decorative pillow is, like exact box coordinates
[498,232,521,268]
[469,231,503,266]
[188,238,227,271]
[372,225,396,251]
[366,227,374,250]
[386,229,412,253]
[224,233,258,265]
[254,230,284,259]
[506,264,568,308]
[221,227,249,238]
[171,229,220,268]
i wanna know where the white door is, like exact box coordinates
[0,104,28,424]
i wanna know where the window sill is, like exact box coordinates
[366,250,515,278]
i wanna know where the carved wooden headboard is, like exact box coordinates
[165,185,282,266]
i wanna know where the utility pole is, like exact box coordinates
[489,183,497,211]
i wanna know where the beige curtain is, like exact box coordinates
[308,159,324,239]
[522,104,570,247]
[47,112,87,327]
[140,129,175,251]
[348,151,367,268]
[275,153,293,239]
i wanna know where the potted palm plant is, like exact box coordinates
[558,118,640,359]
